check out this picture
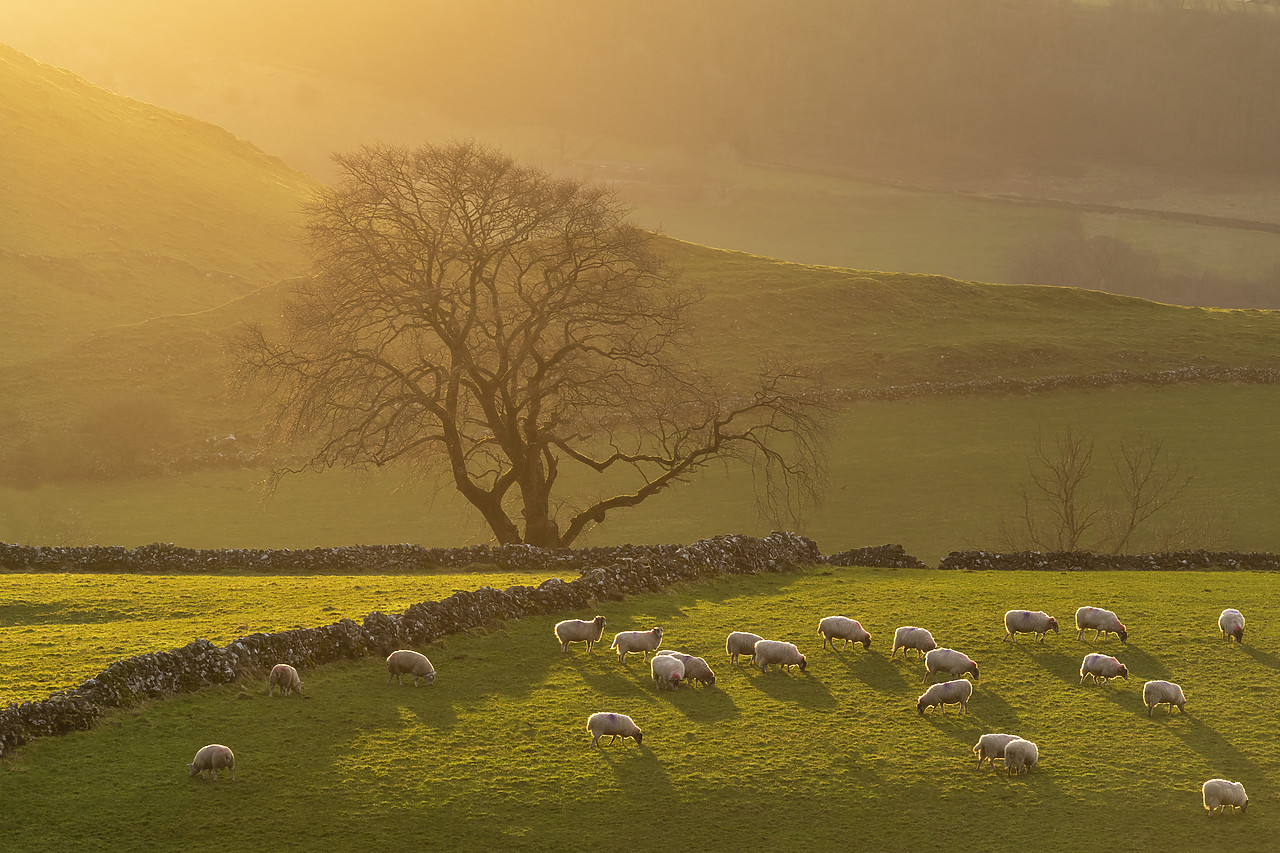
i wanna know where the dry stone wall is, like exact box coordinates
[0,532,827,759]
[938,549,1280,572]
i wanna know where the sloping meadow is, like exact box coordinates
[0,563,1274,851]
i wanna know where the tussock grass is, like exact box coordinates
[0,566,1275,851]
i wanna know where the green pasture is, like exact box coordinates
[0,566,1274,851]
[0,572,570,707]
[2,383,1276,562]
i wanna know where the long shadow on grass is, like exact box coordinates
[1240,644,1280,671]
[1109,643,1171,682]
[745,668,840,710]
[1164,713,1260,775]
[573,658,658,702]
[662,684,740,723]
[826,649,912,694]
[596,741,676,796]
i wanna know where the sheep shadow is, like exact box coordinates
[966,684,1021,730]
[595,741,676,796]
[828,649,911,694]
[746,668,840,710]
[1240,644,1280,671]
[1108,643,1171,682]
[1032,649,1090,688]
[1167,714,1261,776]
[662,684,741,723]
[573,660,655,701]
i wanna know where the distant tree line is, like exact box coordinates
[257,0,1280,179]
[1008,221,1280,307]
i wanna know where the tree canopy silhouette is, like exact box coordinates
[236,141,826,546]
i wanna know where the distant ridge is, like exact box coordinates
[0,42,316,364]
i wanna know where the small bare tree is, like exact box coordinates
[234,140,828,547]
[998,427,1205,554]
[1101,431,1193,554]
[998,427,1100,551]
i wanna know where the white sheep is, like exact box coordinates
[726,631,764,665]
[1003,610,1059,643]
[1075,606,1128,643]
[754,639,808,673]
[654,650,716,686]
[923,648,979,683]
[651,654,685,690]
[554,616,608,653]
[817,616,872,651]
[916,678,973,715]
[586,712,643,747]
[386,649,436,686]
[1143,680,1186,717]
[1202,778,1248,816]
[1003,738,1038,775]
[973,733,1021,770]
[892,626,938,661]
[267,663,304,697]
[1218,609,1245,644]
[1079,653,1129,685]
[611,627,664,663]
[187,744,235,781]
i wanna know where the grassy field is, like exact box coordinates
[0,565,1273,851]
[3,383,1277,562]
[0,572,572,707]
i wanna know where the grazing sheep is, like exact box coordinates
[726,631,765,665]
[1003,610,1059,643]
[655,650,716,686]
[267,663,304,697]
[187,744,235,781]
[1202,778,1248,816]
[1003,738,1039,775]
[892,626,938,661]
[611,627,664,663]
[973,733,1021,770]
[923,647,980,683]
[1218,609,1245,644]
[386,649,436,686]
[754,639,808,673]
[1079,653,1129,685]
[1143,680,1186,717]
[1075,607,1127,643]
[651,654,685,690]
[817,616,872,651]
[586,712,643,747]
[916,678,973,715]
[554,616,608,653]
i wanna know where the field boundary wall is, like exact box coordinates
[0,534,920,759]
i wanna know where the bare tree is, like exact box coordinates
[1101,431,1193,554]
[997,427,1210,554]
[234,141,827,547]
[998,427,1100,551]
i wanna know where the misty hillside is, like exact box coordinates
[7,0,1280,182]
[0,43,316,364]
[3,41,1280,498]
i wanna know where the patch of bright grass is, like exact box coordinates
[0,566,1274,851]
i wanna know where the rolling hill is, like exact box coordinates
[2,43,1279,557]
[0,42,315,364]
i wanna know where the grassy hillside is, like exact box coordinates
[0,43,315,363]
[0,565,1274,850]
[0,571,576,707]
